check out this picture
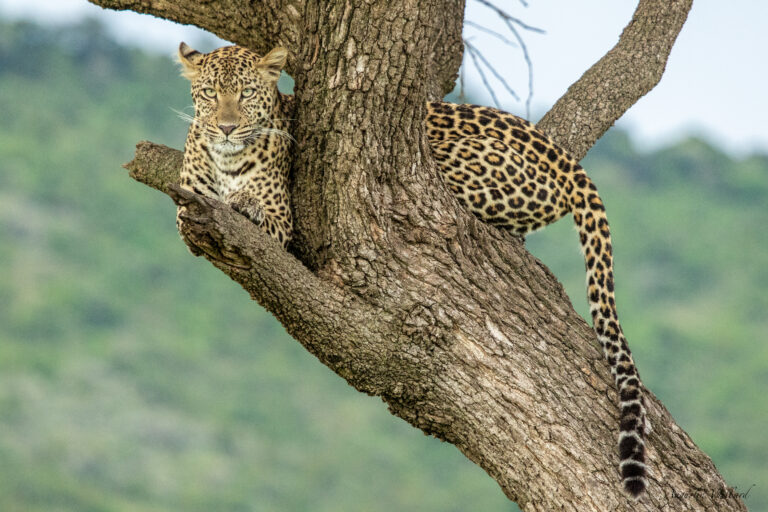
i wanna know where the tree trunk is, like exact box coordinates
[91,0,746,510]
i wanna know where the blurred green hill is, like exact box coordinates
[0,18,765,511]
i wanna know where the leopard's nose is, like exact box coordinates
[218,124,237,135]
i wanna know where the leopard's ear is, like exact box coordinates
[257,47,288,84]
[177,42,204,81]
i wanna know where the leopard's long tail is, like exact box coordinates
[568,168,649,499]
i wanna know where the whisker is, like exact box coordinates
[253,126,296,143]
[170,107,199,125]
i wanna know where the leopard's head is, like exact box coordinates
[178,43,287,152]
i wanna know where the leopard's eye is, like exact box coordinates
[241,87,255,98]
[202,87,217,99]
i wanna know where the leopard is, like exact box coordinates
[174,42,649,499]
[176,43,293,249]
[426,101,650,499]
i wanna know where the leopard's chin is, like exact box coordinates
[210,139,246,154]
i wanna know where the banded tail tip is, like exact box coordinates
[621,459,647,499]
[623,476,647,499]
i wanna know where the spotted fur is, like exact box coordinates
[176,43,293,248]
[426,101,650,499]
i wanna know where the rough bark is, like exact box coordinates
[88,0,305,73]
[95,0,746,509]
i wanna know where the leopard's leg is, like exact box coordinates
[224,179,292,249]
[177,142,220,255]
[253,184,292,249]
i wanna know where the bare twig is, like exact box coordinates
[464,0,542,118]
[464,20,518,48]
[464,39,520,102]
[473,0,545,34]
[464,39,501,108]
[506,22,535,119]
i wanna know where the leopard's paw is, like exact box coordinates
[229,195,265,226]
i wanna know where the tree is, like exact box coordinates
[87,0,746,510]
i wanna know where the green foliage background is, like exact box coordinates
[0,19,765,511]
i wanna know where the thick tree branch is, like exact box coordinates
[87,0,304,72]
[538,0,694,159]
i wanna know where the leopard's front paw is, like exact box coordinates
[229,195,265,226]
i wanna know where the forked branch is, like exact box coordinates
[124,141,746,511]
[92,0,743,509]
[125,142,416,397]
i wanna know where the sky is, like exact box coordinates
[1,0,767,155]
